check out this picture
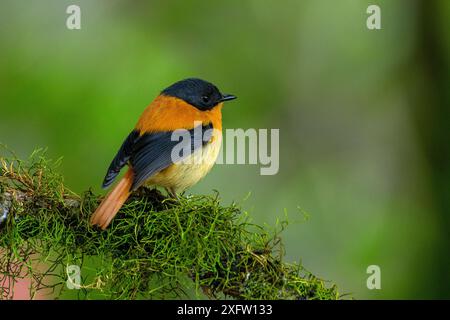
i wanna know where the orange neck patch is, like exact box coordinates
[135,95,223,133]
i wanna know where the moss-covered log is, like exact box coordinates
[0,148,339,300]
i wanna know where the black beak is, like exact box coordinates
[220,94,237,102]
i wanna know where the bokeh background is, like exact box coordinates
[1,0,449,299]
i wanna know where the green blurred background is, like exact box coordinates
[1,0,449,299]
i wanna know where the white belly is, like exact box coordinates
[147,133,222,191]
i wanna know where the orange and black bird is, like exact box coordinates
[90,78,236,229]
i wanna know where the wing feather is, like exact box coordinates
[101,123,213,191]
[130,123,213,190]
[102,130,140,188]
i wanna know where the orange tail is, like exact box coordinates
[90,169,134,230]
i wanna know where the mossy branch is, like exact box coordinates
[0,148,339,300]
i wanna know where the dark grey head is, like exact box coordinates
[161,78,237,111]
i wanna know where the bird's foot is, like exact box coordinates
[165,187,179,201]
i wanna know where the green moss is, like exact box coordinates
[0,148,339,300]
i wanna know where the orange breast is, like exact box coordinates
[135,95,223,133]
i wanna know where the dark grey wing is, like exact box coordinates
[129,123,213,191]
[102,130,140,188]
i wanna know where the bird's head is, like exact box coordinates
[161,78,236,111]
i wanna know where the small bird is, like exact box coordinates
[90,78,236,229]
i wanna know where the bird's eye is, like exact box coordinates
[201,95,210,103]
